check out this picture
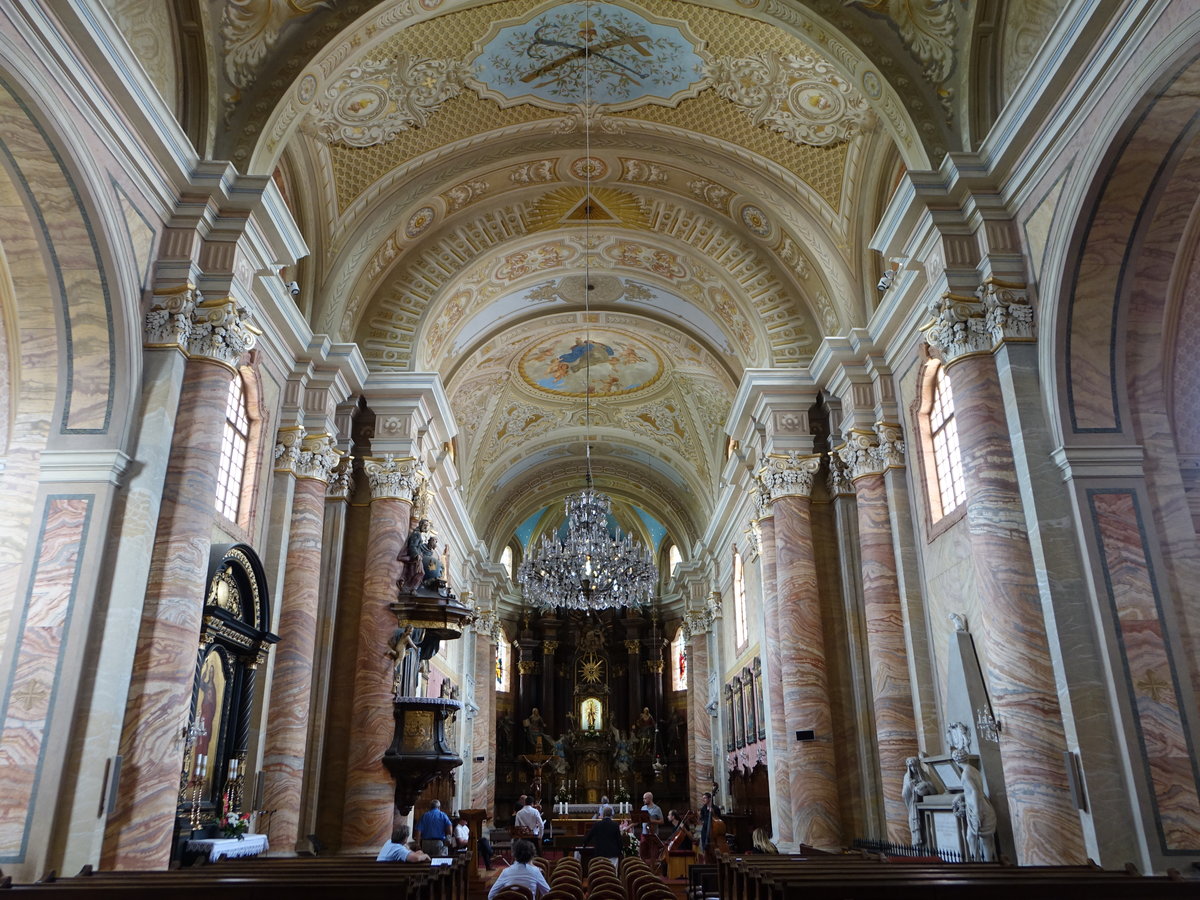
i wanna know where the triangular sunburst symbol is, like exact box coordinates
[526,186,649,232]
[563,197,619,223]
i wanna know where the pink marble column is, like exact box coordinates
[928,290,1085,864]
[470,613,498,813]
[339,455,421,853]
[756,510,793,845]
[686,623,713,805]
[839,430,919,844]
[764,454,841,849]
[103,298,255,870]
[261,434,342,855]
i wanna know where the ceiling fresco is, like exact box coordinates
[147,0,1029,591]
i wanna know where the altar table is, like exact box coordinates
[185,833,269,862]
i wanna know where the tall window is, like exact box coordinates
[671,627,687,690]
[500,546,513,579]
[495,627,511,692]
[927,364,966,520]
[668,543,682,575]
[215,375,250,522]
[732,546,747,648]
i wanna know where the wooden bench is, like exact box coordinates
[716,852,1197,900]
[0,854,468,900]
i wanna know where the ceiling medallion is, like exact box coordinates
[470,1,708,113]
[517,329,663,398]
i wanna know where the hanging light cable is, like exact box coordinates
[517,0,657,612]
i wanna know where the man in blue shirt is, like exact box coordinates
[377,825,430,862]
[415,798,454,857]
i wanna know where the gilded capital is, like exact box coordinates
[924,292,991,362]
[326,455,355,500]
[296,433,343,483]
[543,640,559,655]
[624,639,641,655]
[759,452,822,501]
[838,430,885,481]
[187,296,259,369]
[273,426,306,474]
[982,278,1035,343]
[143,283,198,350]
[826,449,855,495]
[362,454,424,502]
[875,422,906,469]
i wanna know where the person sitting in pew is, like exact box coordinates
[377,825,430,863]
[488,839,549,899]
[751,827,779,854]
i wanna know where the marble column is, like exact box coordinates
[102,296,257,869]
[470,609,498,813]
[763,453,841,849]
[926,287,1085,864]
[261,434,342,855]
[755,506,793,845]
[685,615,713,805]
[339,455,422,854]
[838,429,919,844]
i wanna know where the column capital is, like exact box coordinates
[143,283,198,350]
[826,449,855,496]
[981,277,1035,344]
[924,292,991,362]
[838,429,885,481]
[362,454,424,502]
[296,434,343,483]
[875,421,906,469]
[624,639,641,655]
[273,426,307,474]
[326,455,355,500]
[759,452,822,501]
[543,640,559,655]
[187,296,259,369]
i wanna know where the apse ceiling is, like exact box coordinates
[158,0,1016,588]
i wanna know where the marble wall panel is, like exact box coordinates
[0,496,90,861]
[0,80,112,434]
[1090,490,1200,851]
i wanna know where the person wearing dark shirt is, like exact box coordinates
[582,805,624,866]
[666,810,693,851]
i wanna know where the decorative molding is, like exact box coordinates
[273,426,306,474]
[326,455,355,500]
[875,421,906,469]
[847,0,958,84]
[296,433,343,483]
[362,454,424,502]
[981,277,1035,343]
[36,449,132,486]
[759,452,822,500]
[838,429,885,480]
[827,448,855,495]
[311,56,472,148]
[143,284,198,350]
[923,292,991,362]
[187,297,259,368]
[220,0,325,91]
[624,639,641,655]
[707,51,871,147]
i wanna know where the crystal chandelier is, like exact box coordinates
[518,487,657,611]
[516,6,657,611]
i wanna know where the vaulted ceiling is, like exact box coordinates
[105,0,1069,573]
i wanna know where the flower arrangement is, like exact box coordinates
[554,786,572,804]
[620,821,640,858]
[219,812,251,840]
[613,783,630,803]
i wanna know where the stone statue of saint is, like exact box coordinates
[524,707,547,753]
[398,519,431,594]
[901,756,936,846]
[386,624,421,697]
[952,748,996,861]
[421,535,446,588]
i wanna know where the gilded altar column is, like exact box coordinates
[754,496,794,845]
[102,294,257,869]
[261,433,343,855]
[339,455,423,853]
[762,453,841,849]
[837,426,919,844]
[925,284,1085,864]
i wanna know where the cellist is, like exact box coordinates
[665,810,694,852]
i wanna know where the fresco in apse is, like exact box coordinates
[519,330,663,396]
[471,2,706,111]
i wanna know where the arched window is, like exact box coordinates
[495,627,511,692]
[215,375,250,523]
[732,546,747,648]
[500,546,513,579]
[925,364,966,521]
[671,627,687,691]
[668,543,682,575]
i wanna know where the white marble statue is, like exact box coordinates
[952,748,996,861]
[902,756,936,846]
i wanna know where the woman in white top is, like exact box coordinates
[487,840,549,899]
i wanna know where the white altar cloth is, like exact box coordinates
[186,833,269,862]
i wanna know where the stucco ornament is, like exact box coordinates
[759,452,823,500]
[221,0,327,90]
[707,51,871,147]
[312,56,472,147]
[924,293,991,362]
[848,0,958,84]
[187,297,259,367]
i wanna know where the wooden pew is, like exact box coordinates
[0,855,468,900]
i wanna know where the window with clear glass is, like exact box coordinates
[668,543,682,575]
[500,546,513,579]
[496,628,511,692]
[733,547,747,648]
[671,627,687,690]
[928,364,966,520]
[215,375,250,523]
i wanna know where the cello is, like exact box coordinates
[665,809,697,853]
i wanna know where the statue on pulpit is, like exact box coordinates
[398,519,431,594]
[386,625,421,697]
